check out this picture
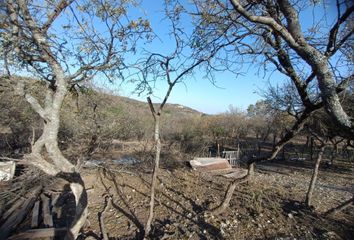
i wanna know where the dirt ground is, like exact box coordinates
[78,155,354,240]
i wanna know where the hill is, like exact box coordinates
[0,86,205,152]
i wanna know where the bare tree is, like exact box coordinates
[134,1,234,235]
[228,0,353,139]
[187,0,353,214]
[304,111,338,206]
[1,0,149,238]
[191,0,353,143]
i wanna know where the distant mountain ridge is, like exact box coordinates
[94,90,205,117]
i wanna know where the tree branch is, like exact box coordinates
[14,81,48,122]
[229,0,300,49]
[6,0,20,54]
[18,0,60,68]
[325,4,354,57]
[147,97,156,120]
[42,0,74,32]
[277,0,307,45]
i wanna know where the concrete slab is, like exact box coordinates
[190,157,232,172]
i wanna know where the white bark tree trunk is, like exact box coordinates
[19,77,87,239]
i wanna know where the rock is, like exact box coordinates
[288,213,294,219]
[0,161,16,181]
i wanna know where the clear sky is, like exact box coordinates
[108,0,339,115]
[119,66,268,114]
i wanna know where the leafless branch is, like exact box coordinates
[325,4,354,57]
[42,0,74,32]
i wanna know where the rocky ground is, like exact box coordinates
[79,156,354,240]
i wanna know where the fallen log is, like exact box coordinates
[0,186,42,240]
[1,197,26,221]
[41,194,53,227]
[31,201,40,228]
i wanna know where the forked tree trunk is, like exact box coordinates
[210,163,253,215]
[144,84,174,236]
[145,114,161,236]
[305,145,325,207]
[7,1,89,237]
[20,81,88,239]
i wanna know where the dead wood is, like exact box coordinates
[41,194,53,227]
[1,197,26,220]
[31,201,40,228]
[51,193,60,208]
[0,186,42,240]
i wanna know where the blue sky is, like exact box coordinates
[114,0,266,114]
[119,66,266,114]
[109,0,340,114]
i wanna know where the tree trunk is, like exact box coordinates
[20,81,87,239]
[217,142,220,157]
[68,181,88,239]
[248,162,255,178]
[272,133,277,151]
[145,115,161,236]
[257,142,262,157]
[210,164,252,215]
[228,108,324,214]
[305,145,325,207]
[310,137,314,162]
[306,136,310,147]
[330,142,339,165]
[277,0,353,138]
